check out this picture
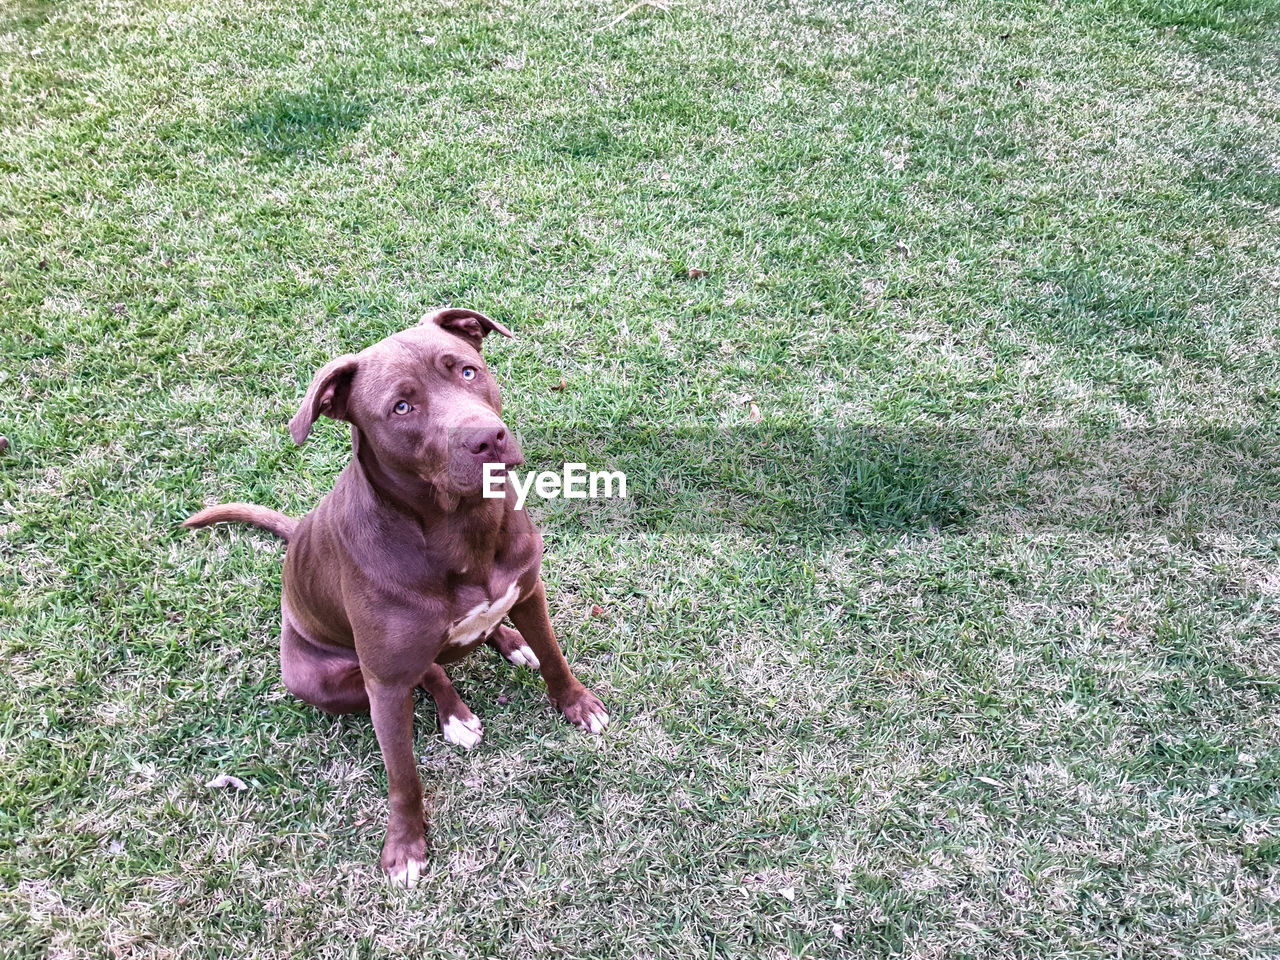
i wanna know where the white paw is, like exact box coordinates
[505,643,540,669]
[581,706,609,735]
[388,858,427,888]
[442,712,483,750]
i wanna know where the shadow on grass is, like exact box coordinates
[515,423,1280,543]
[1018,269,1195,359]
[1,0,56,31]
[525,425,971,540]
[1182,136,1280,208]
[1099,0,1278,37]
[233,87,371,162]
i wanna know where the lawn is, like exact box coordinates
[3,0,1280,955]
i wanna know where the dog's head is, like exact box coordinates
[288,308,523,498]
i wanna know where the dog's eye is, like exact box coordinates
[461,367,477,381]
[393,401,413,415]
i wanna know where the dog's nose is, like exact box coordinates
[466,426,507,459]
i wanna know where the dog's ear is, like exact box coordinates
[420,307,514,350]
[289,354,360,445]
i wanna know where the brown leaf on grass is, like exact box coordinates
[591,604,605,617]
[205,774,248,791]
[749,403,762,423]
[687,267,708,279]
[0,436,8,454]
[551,377,567,392]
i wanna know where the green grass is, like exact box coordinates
[3,0,1280,955]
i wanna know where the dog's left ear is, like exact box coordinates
[420,307,514,350]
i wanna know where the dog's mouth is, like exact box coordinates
[486,450,524,470]
[434,453,525,497]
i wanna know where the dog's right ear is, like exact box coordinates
[289,354,360,445]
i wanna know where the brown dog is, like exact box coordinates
[184,307,609,885]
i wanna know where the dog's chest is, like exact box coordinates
[445,580,520,647]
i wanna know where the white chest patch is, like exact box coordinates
[446,581,521,647]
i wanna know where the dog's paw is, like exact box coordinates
[442,711,483,750]
[504,642,540,669]
[382,838,428,888]
[387,857,427,888]
[489,626,541,670]
[560,689,609,735]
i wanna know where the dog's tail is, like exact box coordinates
[182,502,298,543]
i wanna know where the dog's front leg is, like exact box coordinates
[365,676,428,886]
[509,580,609,734]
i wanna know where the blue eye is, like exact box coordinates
[461,367,477,381]
[394,401,412,415]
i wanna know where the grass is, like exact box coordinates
[2,0,1280,955]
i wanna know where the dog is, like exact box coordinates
[184,307,609,886]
